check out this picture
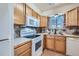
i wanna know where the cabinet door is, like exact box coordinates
[32,10,37,19]
[14,3,25,25]
[14,41,32,56]
[37,14,41,20]
[19,49,31,56]
[66,8,77,26]
[40,16,48,27]
[65,12,69,26]
[55,36,66,54]
[77,8,79,26]
[46,37,55,50]
[26,5,32,16]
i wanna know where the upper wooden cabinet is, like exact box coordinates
[26,5,32,16]
[40,16,48,27]
[37,14,41,20]
[32,10,38,19]
[66,7,79,26]
[14,3,25,25]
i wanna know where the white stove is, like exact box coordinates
[32,35,43,56]
[20,28,43,56]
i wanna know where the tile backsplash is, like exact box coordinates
[14,25,21,38]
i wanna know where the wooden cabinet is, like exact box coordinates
[26,4,32,16]
[32,10,37,19]
[14,41,32,56]
[66,7,79,26]
[37,14,41,20]
[14,3,25,25]
[46,36,55,50]
[55,36,66,54]
[19,49,31,56]
[40,16,48,27]
[45,35,66,54]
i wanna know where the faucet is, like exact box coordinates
[54,29,57,34]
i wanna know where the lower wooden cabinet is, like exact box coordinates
[45,35,66,54]
[14,41,32,56]
[55,36,66,54]
[46,36,55,50]
[19,49,31,56]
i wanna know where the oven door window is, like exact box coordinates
[35,40,41,51]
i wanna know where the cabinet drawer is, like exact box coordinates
[46,35,54,39]
[19,49,31,56]
[55,36,65,41]
[14,42,31,55]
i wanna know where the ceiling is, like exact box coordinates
[34,3,71,12]
[27,3,79,16]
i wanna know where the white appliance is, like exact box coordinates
[0,39,11,56]
[32,35,43,56]
[20,28,36,37]
[25,16,40,27]
[20,28,43,56]
[66,37,79,56]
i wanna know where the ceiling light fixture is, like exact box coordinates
[48,3,55,5]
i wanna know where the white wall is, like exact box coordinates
[0,3,14,56]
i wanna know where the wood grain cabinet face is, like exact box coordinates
[26,5,32,16]
[45,36,66,54]
[32,10,38,19]
[19,49,31,56]
[40,16,48,27]
[55,36,66,54]
[14,41,32,56]
[46,36,55,50]
[37,14,41,20]
[65,8,79,26]
[14,3,25,25]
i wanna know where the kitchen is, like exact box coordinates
[0,3,79,56]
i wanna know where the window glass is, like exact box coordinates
[49,15,64,29]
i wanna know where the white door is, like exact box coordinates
[66,37,79,56]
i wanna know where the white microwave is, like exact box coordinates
[25,16,40,27]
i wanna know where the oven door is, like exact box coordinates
[32,36,43,56]
[35,40,41,51]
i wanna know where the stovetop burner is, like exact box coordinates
[24,35,40,39]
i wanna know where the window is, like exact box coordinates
[49,15,64,29]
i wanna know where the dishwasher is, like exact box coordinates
[66,37,79,56]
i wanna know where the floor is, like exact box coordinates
[42,49,64,56]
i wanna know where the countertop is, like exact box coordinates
[38,33,79,38]
[14,34,44,46]
[14,33,79,46]
[14,38,32,46]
